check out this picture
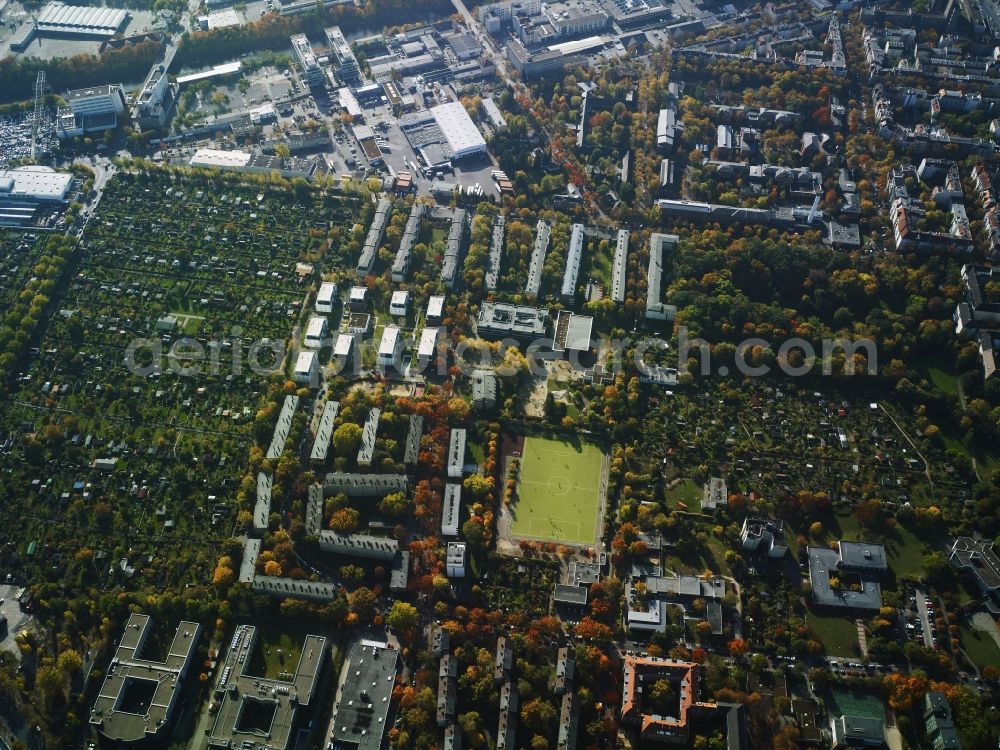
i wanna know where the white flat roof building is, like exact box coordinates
[304,315,329,347]
[390,290,410,316]
[0,166,73,201]
[293,349,318,385]
[448,428,466,479]
[190,148,253,170]
[315,281,337,313]
[561,223,585,301]
[334,333,354,359]
[442,483,462,537]
[417,326,440,363]
[427,295,445,322]
[446,541,467,578]
[349,285,368,309]
[377,326,403,369]
[37,3,129,36]
[431,101,488,159]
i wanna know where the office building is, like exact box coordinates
[90,615,201,744]
[325,26,362,87]
[291,33,324,87]
[329,641,399,750]
[207,625,328,750]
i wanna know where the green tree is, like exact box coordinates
[520,697,557,733]
[386,601,419,634]
[378,491,408,517]
[333,423,363,456]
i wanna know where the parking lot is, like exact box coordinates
[0,583,35,660]
[0,108,57,166]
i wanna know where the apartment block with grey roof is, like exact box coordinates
[90,614,201,744]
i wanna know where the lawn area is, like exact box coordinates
[959,623,1000,672]
[807,610,859,656]
[920,364,959,398]
[663,537,732,577]
[510,435,603,546]
[244,622,309,679]
[664,478,701,511]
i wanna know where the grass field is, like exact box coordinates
[664,478,701,510]
[510,435,603,545]
[807,610,859,656]
[960,623,1000,671]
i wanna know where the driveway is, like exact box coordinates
[915,588,934,648]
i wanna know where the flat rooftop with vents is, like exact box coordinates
[329,640,400,750]
[477,302,548,340]
[90,614,201,744]
[808,540,887,611]
[207,624,328,750]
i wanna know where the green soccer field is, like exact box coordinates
[510,436,603,545]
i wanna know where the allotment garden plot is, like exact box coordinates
[509,435,604,546]
[0,170,363,571]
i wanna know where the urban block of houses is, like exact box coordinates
[322,473,408,498]
[647,233,678,321]
[437,654,457,727]
[621,656,717,745]
[448,428,467,478]
[554,646,575,695]
[497,680,518,750]
[442,483,462,537]
[266,395,299,459]
[472,369,498,411]
[404,414,424,466]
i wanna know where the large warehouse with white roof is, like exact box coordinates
[35,3,130,37]
[0,167,73,202]
[0,166,73,225]
[430,101,488,159]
